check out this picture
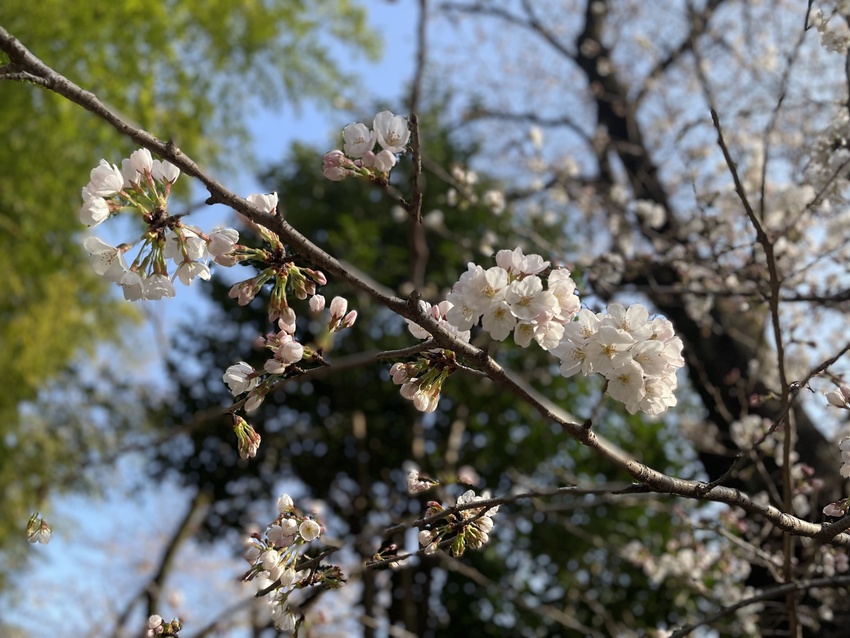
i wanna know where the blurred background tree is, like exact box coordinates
[155,103,699,636]
[0,0,375,596]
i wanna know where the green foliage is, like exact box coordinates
[0,0,376,594]
[157,107,694,635]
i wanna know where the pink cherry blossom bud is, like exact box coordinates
[280,341,304,364]
[244,542,261,564]
[310,294,326,313]
[277,494,294,512]
[208,226,239,258]
[264,358,287,374]
[247,192,279,214]
[229,281,257,306]
[341,310,358,329]
[233,417,261,459]
[826,390,847,408]
[130,148,154,174]
[329,296,348,320]
[374,149,398,173]
[244,392,265,413]
[360,150,377,168]
[323,149,346,168]
[824,502,848,517]
[323,166,350,181]
[418,530,434,546]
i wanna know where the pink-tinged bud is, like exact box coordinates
[130,148,153,174]
[310,294,326,313]
[374,149,397,173]
[824,501,848,517]
[360,150,377,168]
[323,150,346,169]
[310,270,327,286]
[247,192,279,214]
[245,391,265,413]
[233,416,261,459]
[841,384,850,400]
[229,281,257,306]
[827,390,848,408]
[341,310,358,329]
[329,296,348,319]
[280,340,304,364]
[323,167,350,181]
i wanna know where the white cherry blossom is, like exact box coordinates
[373,110,410,153]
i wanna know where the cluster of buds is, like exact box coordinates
[243,494,343,632]
[388,300,469,413]
[390,352,458,414]
[226,192,331,323]
[418,490,500,558]
[146,615,182,637]
[79,149,242,300]
[223,322,308,410]
[322,111,410,182]
[217,193,356,458]
[26,512,51,544]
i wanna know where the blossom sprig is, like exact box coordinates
[390,350,459,413]
[444,247,580,350]
[417,490,500,558]
[407,469,439,494]
[551,304,685,415]
[233,415,261,459]
[243,494,342,633]
[146,615,182,637]
[26,512,51,545]
[323,110,411,182]
[224,192,332,323]
[79,149,242,300]
[223,317,319,416]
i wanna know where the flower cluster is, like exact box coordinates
[444,247,581,351]
[244,494,343,632]
[551,304,685,415]
[418,490,500,558]
[811,2,850,53]
[387,300,468,413]
[146,615,182,637]
[26,512,51,545]
[222,317,314,414]
[323,111,410,182]
[79,149,241,300]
